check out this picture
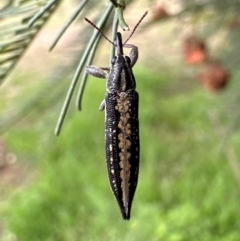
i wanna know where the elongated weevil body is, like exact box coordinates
[85,33,139,220]
[85,11,147,220]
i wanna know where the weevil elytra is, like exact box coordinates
[85,12,147,220]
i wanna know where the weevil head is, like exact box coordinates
[107,33,136,93]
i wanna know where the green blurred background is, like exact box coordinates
[1,0,240,240]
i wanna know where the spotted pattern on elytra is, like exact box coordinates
[105,89,139,220]
[115,92,133,207]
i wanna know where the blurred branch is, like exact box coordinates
[49,0,89,51]
[54,3,114,135]
[0,0,61,83]
[0,0,14,11]
[28,0,60,27]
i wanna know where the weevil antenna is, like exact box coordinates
[123,11,148,45]
[84,18,116,46]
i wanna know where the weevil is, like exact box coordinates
[85,12,147,220]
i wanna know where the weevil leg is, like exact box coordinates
[123,44,138,68]
[85,66,109,79]
[99,99,105,111]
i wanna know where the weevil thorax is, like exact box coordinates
[107,33,136,93]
